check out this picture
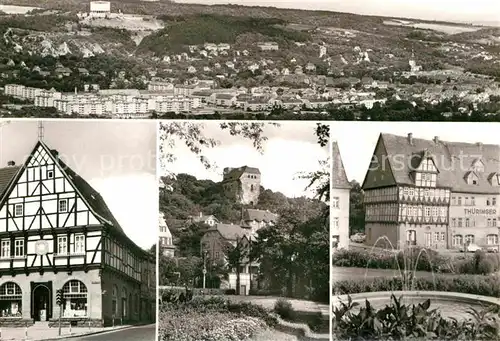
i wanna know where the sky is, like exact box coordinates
[175,0,500,25]
[0,120,157,250]
[162,121,328,198]
[331,122,500,184]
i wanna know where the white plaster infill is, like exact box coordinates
[332,291,500,307]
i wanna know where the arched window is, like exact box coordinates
[128,293,133,318]
[465,234,475,244]
[135,293,139,314]
[487,234,498,245]
[406,230,416,246]
[62,280,88,317]
[452,234,463,247]
[112,285,118,317]
[0,282,22,318]
[122,287,127,318]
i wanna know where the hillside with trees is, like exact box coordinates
[159,172,326,238]
[139,14,311,55]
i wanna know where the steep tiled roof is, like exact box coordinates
[381,133,500,194]
[223,166,260,182]
[0,166,20,198]
[242,208,277,223]
[211,223,249,241]
[50,149,125,234]
[332,141,351,189]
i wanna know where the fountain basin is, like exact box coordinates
[332,291,500,320]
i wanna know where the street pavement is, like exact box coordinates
[65,324,155,341]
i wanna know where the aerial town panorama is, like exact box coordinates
[0,0,498,120]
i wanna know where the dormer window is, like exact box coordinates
[413,154,438,187]
[418,158,437,172]
[465,171,479,185]
[471,159,484,173]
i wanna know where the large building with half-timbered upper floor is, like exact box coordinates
[362,133,500,251]
[0,140,155,327]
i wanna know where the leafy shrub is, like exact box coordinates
[332,274,500,297]
[332,248,499,275]
[273,298,295,321]
[332,294,499,340]
[225,289,236,295]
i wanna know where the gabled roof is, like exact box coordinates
[210,223,249,241]
[242,208,277,223]
[223,166,260,182]
[0,166,20,198]
[332,141,351,190]
[380,133,500,194]
[409,149,439,172]
[0,141,125,236]
[51,149,125,234]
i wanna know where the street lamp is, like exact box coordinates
[202,251,208,289]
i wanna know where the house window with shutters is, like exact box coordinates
[62,280,88,317]
[0,282,22,318]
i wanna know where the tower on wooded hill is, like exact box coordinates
[222,166,261,206]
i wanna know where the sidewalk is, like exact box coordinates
[0,324,133,341]
[226,296,329,316]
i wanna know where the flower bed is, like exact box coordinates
[159,310,266,341]
[332,248,500,275]
[332,274,500,297]
[158,296,279,341]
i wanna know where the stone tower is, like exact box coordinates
[222,166,261,205]
[331,141,351,251]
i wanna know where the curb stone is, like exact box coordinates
[271,314,329,341]
[18,324,144,341]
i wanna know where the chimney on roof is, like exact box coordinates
[433,136,439,144]
[407,133,413,145]
[51,149,59,159]
[7,161,15,167]
[476,142,483,147]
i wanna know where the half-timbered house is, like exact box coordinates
[362,133,500,251]
[0,139,155,327]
